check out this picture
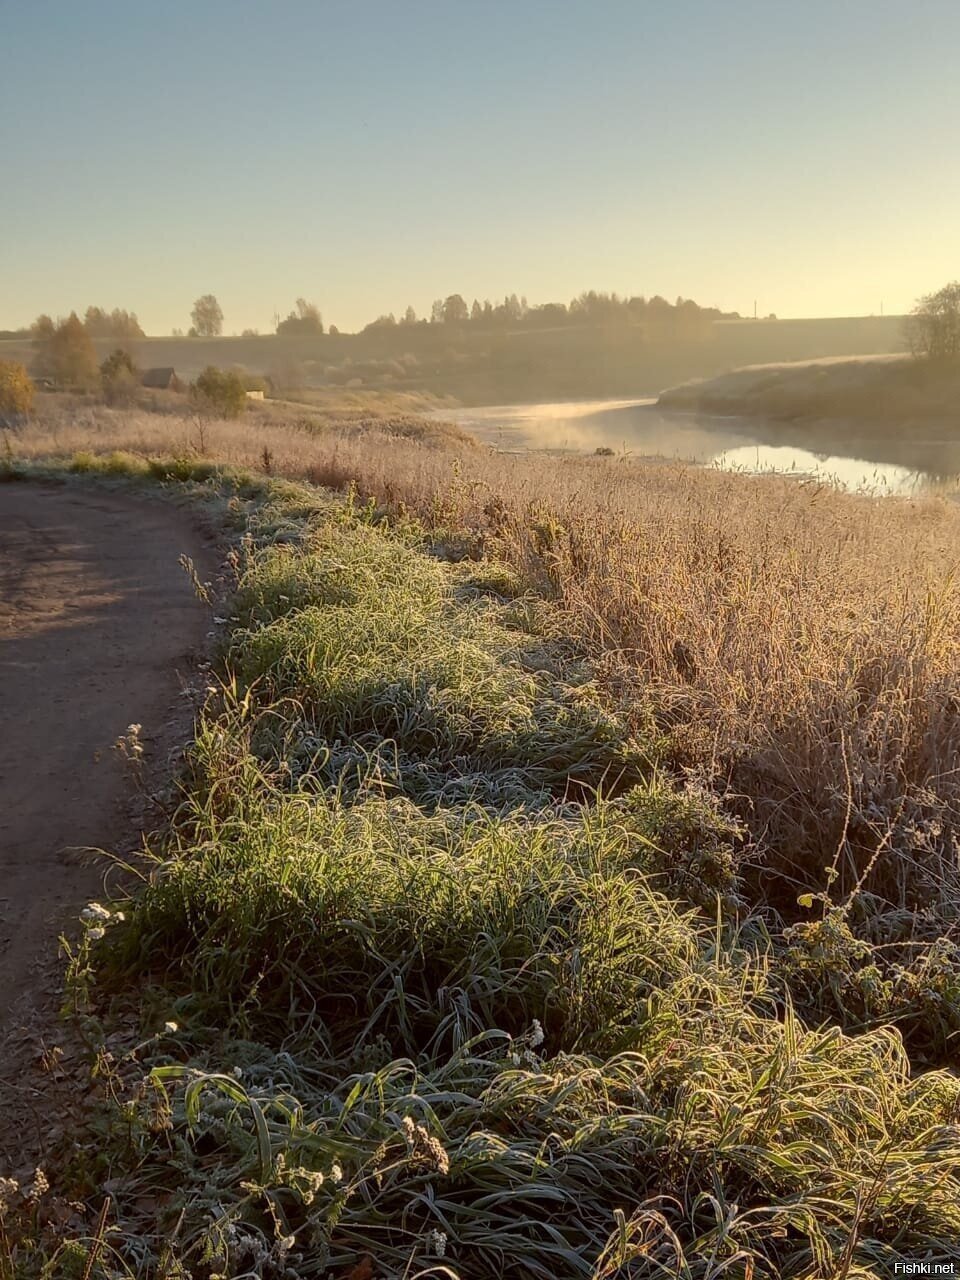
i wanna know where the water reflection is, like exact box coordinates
[440,399,960,495]
[711,445,921,494]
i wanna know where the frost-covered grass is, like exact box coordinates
[3,445,960,1278]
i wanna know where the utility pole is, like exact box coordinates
[753,299,757,320]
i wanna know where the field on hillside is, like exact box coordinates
[4,401,960,1277]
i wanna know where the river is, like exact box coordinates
[440,398,960,496]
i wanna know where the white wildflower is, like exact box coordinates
[329,1162,343,1184]
[87,927,105,941]
[429,1229,448,1257]
[164,1021,179,1034]
[529,1018,544,1048]
[231,1066,243,1080]
[82,902,111,922]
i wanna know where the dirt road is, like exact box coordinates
[0,483,214,1032]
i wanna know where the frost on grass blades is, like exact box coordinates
[1,457,957,1280]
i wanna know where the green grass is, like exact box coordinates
[6,468,960,1280]
[223,517,652,806]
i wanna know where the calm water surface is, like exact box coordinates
[441,398,957,495]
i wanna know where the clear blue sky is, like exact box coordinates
[2,0,958,334]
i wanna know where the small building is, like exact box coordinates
[245,389,265,401]
[141,367,180,390]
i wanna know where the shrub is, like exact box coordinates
[0,360,34,420]
[100,347,140,405]
[191,365,246,419]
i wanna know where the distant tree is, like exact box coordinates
[191,365,246,418]
[470,299,482,322]
[430,299,445,325]
[116,309,144,337]
[362,313,398,333]
[402,305,418,325]
[171,327,185,337]
[443,294,469,325]
[0,361,34,421]
[276,298,323,336]
[100,348,140,405]
[907,281,960,364]
[84,305,108,334]
[84,306,145,339]
[190,294,224,337]
[240,327,260,338]
[646,295,671,321]
[33,313,100,389]
[30,315,56,379]
[534,302,569,325]
[328,324,339,336]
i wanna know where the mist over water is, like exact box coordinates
[442,399,956,495]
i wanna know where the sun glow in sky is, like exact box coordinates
[2,0,958,334]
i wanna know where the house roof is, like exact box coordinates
[141,367,177,388]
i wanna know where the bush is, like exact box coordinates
[191,365,246,419]
[0,360,34,421]
[100,347,140,405]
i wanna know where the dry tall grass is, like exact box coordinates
[12,401,960,924]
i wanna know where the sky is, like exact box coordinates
[1,0,958,335]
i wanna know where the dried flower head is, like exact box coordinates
[401,1116,450,1176]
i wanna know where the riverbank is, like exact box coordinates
[658,353,960,430]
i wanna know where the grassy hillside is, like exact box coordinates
[5,409,960,1276]
[660,354,960,428]
[0,314,908,405]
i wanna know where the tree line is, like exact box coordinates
[10,282,960,351]
[363,290,743,333]
[2,289,740,343]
